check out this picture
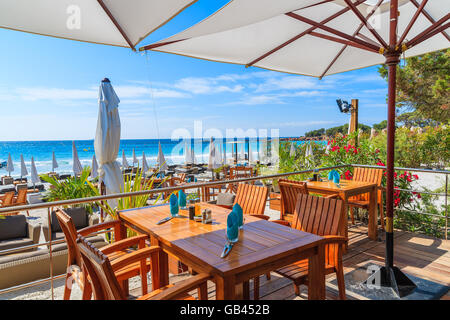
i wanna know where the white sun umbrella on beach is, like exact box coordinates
[222,143,227,165]
[30,157,39,189]
[20,154,28,179]
[259,140,267,164]
[132,148,138,166]
[207,138,216,170]
[184,140,192,164]
[122,150,129,169]
[191,147,197,165]
[91,154,99,179]
[248,144,253,164]
[0,0,197,51]
[51,151,58,173]
[240,144,246,162]
[157,141,168,172]
[94,78,122,195]
[142,152,149,175]
[6,153,14,176]
[214,143,223,167]
[305,143,314,167]
[72,141,83,176]
[290,142,296,157]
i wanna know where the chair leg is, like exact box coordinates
[140,259,148,296]
[198,282,208,300]
[253,276,260,300]
[265,272,271,280]
[350,206,355,225]
[63,272,72,300]
[379,194,384,230]
[336,268,346,300]
[293,283,300,296]
[81,282,92,300]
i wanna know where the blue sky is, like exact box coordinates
[0,0,388,141]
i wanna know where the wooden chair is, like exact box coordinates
[276,179,309,225]
[201,182,226,202]
[347,167,384,229]
[12,188,29,216]
[55,208,151,300]
[232,183,269,219]
[254,193,347,300]
[0,191,18,216]
[77,235,211,300]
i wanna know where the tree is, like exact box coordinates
[378,49,450,124]
[373,120,387,130]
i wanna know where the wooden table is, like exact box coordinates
[119,203,326,300]
[306,180,378,245]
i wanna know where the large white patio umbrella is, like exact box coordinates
[122,150,129,169]
[142,0,450,296]
[157,141,168,172]
[0,0,197,51]
[52,151,59,173]
[91,154,99,179]
[20,154,28,179]
[30,157,39,189]
[94,78,122,194]
[72,141,83,176]
[207,138,216,170]
[185,140,193,164]
[6,153,14,176]
[142,151,149,174]
[214,143,223,167]
[191,147,197,165]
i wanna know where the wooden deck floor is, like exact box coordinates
[130,224,450,300]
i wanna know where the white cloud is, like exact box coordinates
[174,77,243,94]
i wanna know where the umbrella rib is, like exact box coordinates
[286,12,381,52]
[405,13,450,48]
[397,0,429,46]
[343,0,388,48]
[318,0,384,79]
[97,0,136,51]
[407,22,450,48]
[309,31,379,53]
[410,0,450,42]
[246,0,367,67]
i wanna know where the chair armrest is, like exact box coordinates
[28,223,41,244]
[324,193,339,199]
[249,214,270,220]
[322,235,347,245]
[100,234,149,255]
[88,214,99,226]
[78,220,121,237]
[110,246,160,272]
[216,204,232,210]
[271,219,291,227]
[142,273,212,300]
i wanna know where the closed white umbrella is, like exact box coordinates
[185,141,192,164]
[214,143,223,167]
[142,152,149,174]
[240,144,245,161]
[222,143,227,165]
[191,147,197,165]
[122,150,129,169]
[157,141,168,172]
[1,0,196,51]
[208,138,216,170]
[91,154,99,179]
[72,141,83,176]
[290,142,296,157]
[30,157,39,188]
[94,78,122,194]
[52,151,58,172]
[20,154,28,179]
[6,153,14,176]
[305,143,314,167]
[132,148,138,165]
[248,144,254,164]
[259,140,267,164]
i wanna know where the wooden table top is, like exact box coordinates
[306,180,377,193]
[119,203,323,277]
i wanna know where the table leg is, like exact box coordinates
[368,187,378,240]
[308,243,325,300]
[150,236,169,290]
[215,275,235,300]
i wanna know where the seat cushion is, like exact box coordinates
[0,238,34,255]
[216,193,235,206]
[0,215,28,241]
[51,207,88,232]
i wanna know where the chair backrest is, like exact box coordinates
[352,167,383,201]
[291,193,343,237]
[201,183,225,202]
[77,235,126,300]
[15,188,28,204]
[1,191,15,207]
[278,179,309,222]
[54,209,82,267]
[229,166,253,180]
[233,183,268,215]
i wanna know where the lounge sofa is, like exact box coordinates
[0,215,40,255]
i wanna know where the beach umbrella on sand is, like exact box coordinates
[215,143,223,167]
[185,141,192,164]
[142,152,149,174]
[223,143,227,165]
[30,157,39,189]
[6,153,14,176]
[240,144,246,162]
[141,0,450,296]
[20,154,28,179]
[248,144,253,164]
[91,154,99,179]
[94,78,122,194]
[52,151,58,173]
[72,141,83,176]
[1,0,197,51]
[290,142,296,157]
[208,138,216,170]
[122,150,129,169]
[191,147,197,165]
[157,141,168,172]
[132,149,138,166]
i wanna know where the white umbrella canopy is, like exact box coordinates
[72,141,83,176]
[157,141,168,172]
[20,154,28,178]
[191,147,197,164]
[122,150,129,169]
[6,153,14,176]
[142,151,149,174]
[214,143,223,167]
[290,142,296,157]
[52,151,59,172]
[30,157,39,186]
[208,138,216,170]
[91,154,99,179]
[184,140,192,164]
[239,144,246,161]
[132,148,138,165]
[0,0,197,51]
[248,144,253,164]
[94,78,122,194]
